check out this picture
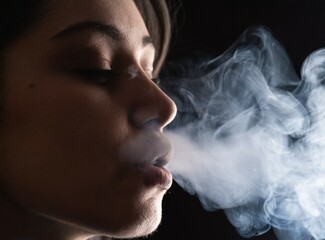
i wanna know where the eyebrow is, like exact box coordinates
[50,21,154,48]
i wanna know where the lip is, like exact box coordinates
[135,164,173,189]
[119,130,174,189]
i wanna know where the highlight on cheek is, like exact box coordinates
[161,25,325,240]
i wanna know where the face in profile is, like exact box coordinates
[0,0,176,238]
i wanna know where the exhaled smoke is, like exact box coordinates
[161,26,325,239]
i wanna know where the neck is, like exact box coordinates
[0,190,96,240]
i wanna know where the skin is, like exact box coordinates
[0,0,177,239]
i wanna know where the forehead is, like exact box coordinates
[42,0,149,42]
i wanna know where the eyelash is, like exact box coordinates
[76,69,116,84]
[76,69,160,85]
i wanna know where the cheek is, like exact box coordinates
[4,75,125,152]
[0,78,129,215]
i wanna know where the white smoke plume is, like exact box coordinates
[161,26,325,239]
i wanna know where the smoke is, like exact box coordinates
[161,26,325,239]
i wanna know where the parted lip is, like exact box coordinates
[134,156,170,169]
[119,130,173,168]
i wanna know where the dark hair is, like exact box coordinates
[0,1,47,50]
[134,0,172,76]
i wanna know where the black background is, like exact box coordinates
[147,1,325,239]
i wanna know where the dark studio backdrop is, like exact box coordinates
[147,0,325,240]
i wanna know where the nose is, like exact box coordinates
[128,75,177,130]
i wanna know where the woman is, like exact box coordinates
[0,0,177,239]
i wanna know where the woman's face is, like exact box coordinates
[0,0,176,238]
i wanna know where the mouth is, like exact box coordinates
[119,131,174,189]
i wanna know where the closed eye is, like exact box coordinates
[75,69,117,84]
[75,68,159,86]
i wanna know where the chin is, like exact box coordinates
[115,199,163,239]
[129,215,161,238]
[89,195,163,239]
[106,215,162,239]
